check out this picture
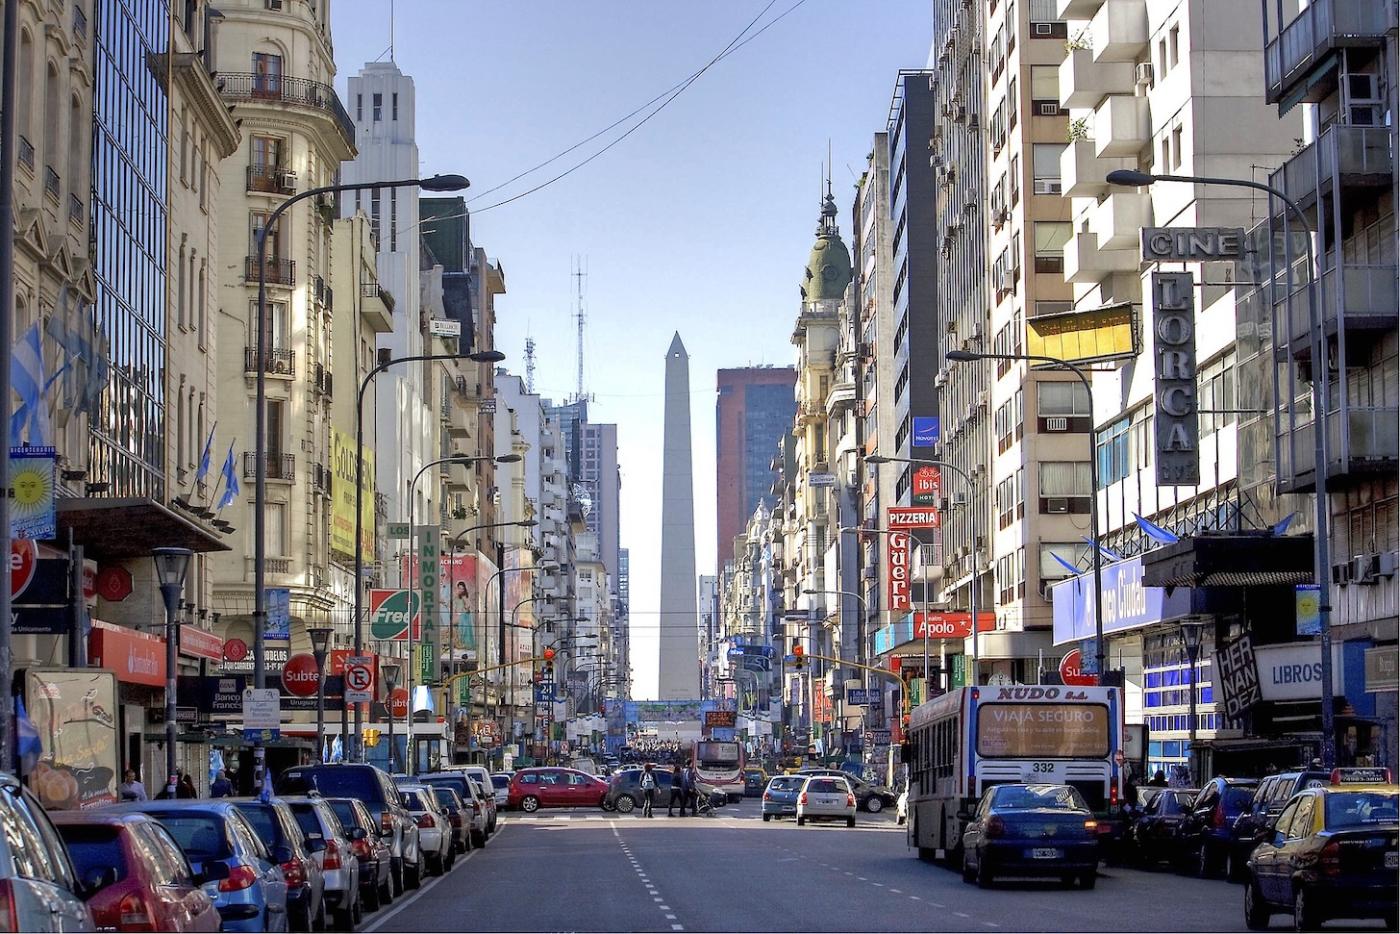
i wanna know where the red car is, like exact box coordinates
[51,810,221,932]
[508,767,609,812]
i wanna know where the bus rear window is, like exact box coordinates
[695,742,739,765]
[975,704,1110,758]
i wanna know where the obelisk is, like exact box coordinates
[658,333,700,699]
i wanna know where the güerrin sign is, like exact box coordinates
[1151,272,1200,485]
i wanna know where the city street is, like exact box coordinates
[360,801,1387,933]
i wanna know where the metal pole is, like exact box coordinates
[1187,640,1199,785]
[314,648,327,758]
[385,674,396,773]
[162,584,180,797]
[0,0,20,775]
[253,217,269,795]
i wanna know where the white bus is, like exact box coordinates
[904,684,1125,860]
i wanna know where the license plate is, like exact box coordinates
[1029,848,1062,859]
[1386,852,1398,870]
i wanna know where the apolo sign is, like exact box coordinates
[369,589,421,641]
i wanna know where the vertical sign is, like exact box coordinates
[1214,633,1261,718]
[887,529,911,613]
[417,527,440,680]
[911,465,942,506]
[10,447,57,540]
[265,588,290,640]
[1295,584,1321,636]
[1152,272,1199,485]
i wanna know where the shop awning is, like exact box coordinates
[1141,534,1314,588]
[58,497,230,559]
[975,628,1054,659]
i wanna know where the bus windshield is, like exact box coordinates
[695,742,740,766]
[976,704,1110,758]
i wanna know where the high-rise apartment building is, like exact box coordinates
[715,367,797,573]
[580,421,621,582]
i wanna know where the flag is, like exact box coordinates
[1082,536,1121,561]
[195,424,216,486]
[15,695,42,777]
[321,737,331,764]
[1134,512,1180,545]
[330,735,344,763]
[10,323,48,446]
[1272,512,1296,536]
[216,443,240,510]
[1050,552,1085,577]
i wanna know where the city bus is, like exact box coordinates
[692,739,746,798]
[904,684,1124,861]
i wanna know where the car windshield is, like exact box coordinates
[433,789,458,810]
[152,815,231,862]
[1223,786,1257,810]
[992,785,1089,811]
[282,769,375,799]
[327,800,361,830]
[770,777,803,791]
[288,803,327,839]
[56,826,129,885]
[232,805,286,846]
[401,790,428,810]
[1325,791,1400,828]
[1164,792,1195,813]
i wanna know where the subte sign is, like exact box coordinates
[1058,649,1098,687]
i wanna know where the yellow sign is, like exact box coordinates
[331,429,375,558]
[1027,302,1139,365]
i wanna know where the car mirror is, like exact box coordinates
[196,860,232,885]
[79,866,116,897]
[272,844,294,864]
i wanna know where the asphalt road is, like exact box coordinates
[361,800,1390,933]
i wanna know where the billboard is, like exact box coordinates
[25,668,119,810]
[331,429,375,559]
[1027,301,1139,365]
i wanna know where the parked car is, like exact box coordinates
[795,775,857,828]
[761,775,805,821]
[398,784,453,876]
[798,768,898,813]
[1128,789,1198,867]
[1180,777,1259,878]
[429,787,471,856]
[1227,769,1330,882]
[1244,770,1398,931]
[489,774,511,809]
[960,784,1100,889]
[281,797,361,931]
[229,798,324,932]
[116,801,290,933]
[275,763,422,895]
[323,798,393,912]
[53,810,215,932]
[509,767,610,813]
[742,767,769,798]
[604,768,673,814]
[416,769,498,838]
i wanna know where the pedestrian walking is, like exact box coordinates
[667,764,685,816]
[640,763,657,817]
[118,769,147,802]
[209,770,232,798]
[683,761,699,816]
[177,774,198,799]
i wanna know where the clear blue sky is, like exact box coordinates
[333,0,932,698]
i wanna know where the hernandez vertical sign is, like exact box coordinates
[1151,272,1199,485]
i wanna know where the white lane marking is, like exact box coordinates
[360,827,489,933]
[955,912,970,919]
[890,889,902,894]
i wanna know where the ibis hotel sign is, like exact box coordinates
[1151,272,1200,486]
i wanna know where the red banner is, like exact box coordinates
[913,612,997,640]
[887,529,911,613]
[178,624,223,661]
[887,506,942,529]
[89,621,166,687]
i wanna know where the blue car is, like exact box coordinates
[109,801,291,932]
[961,784,1101,889]
[761,775,805,821]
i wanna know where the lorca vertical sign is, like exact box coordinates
[1152,272,1199,485]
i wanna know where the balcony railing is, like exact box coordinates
[242,452,296,481]
[1271,124,1393,208]
[245,256,296,286]
[217,73,356,150]
[1281,406,1399,490]
[43,167,60,202]
[1265,0,1393,103]
[17,136,34,170]
[246,164,296,194]
[244,345,295,376]
[68,194,83,226]
[1284,263,1398,349]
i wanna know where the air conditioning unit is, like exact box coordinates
[1033,22,1054,36]
[1046,497,1070,514]
[952,492,968,506]
[1033,178,1063,195]
[278,170,298,190]
[1379,551,1398,578]
[1045,416,1069,432]
[1135,62,1154,86]
[998,268,1017,292]
[1331,562,1353,585]
[1037,101,1061,117]
[938,497,951,511]
[1352,553,1380,583]
[993,206,1009,227]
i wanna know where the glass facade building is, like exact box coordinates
[90,0,170,497]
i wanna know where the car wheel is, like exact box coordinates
[1079,871,1097,890]
[1196,842,1218,879]
[865,797,883,814]
[1225,849,1247,883]
[380,870,395,906]
[1244,881,1271,931]
[364,874,382,912]
[1293,886,1322,932]
[352,895,363,926]
[472,829,487,848]
[762,813,771,822]
[615,795,636,814]
[391,858,404,897]
[521,795,540,813]
[333,903,355,933]
[846,816,856,828]
[405,857,422,890]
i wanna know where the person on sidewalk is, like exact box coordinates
[667,764,686,816]
[209,771,233,798]
[682,761,699,816]
[640,763,657,817]
[119,769,147,802]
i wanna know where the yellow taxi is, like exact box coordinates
[1243,767,1398,931]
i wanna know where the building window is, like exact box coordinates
[1197,351,1237,434]
[267,502,288,556]
[1171,125,1183,169]
[392,92,399,120]
[1029,65,1059,112]
[1009,153,1020,204]
[1096,418,1130,488]
[1037,381,1091,433]
[1039,542,1093,584]
[372,92,383,121]
[1038,461,1092,512]
[1033,221,1070,273]
[356,93,362,121]
[176,246,187,329]
[370,188,381,244]
[249,211,282,260]
[390,187,397,251]
[1032,143,1064,194]
[251,52,282,97]
[1006,76,1018,128]
[1168,24,1180,68]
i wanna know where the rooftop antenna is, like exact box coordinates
[524,334,537,394]
[389,0,395,62]
[573,256,588,402]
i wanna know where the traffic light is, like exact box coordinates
[542,648,555,683]
[793,645,805,670]
[363,728,381,748]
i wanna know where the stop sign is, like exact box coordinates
[282,653,321,697]
[1059,649,1098,686]
[388,688,410,719]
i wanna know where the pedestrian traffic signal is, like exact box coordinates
[793,645,805,670]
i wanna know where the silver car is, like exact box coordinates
[282,797,361,931]
[398,784,453,876]
[796,775,857,828]
[0,776,95,931]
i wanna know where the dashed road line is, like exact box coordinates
[613,824,684,933]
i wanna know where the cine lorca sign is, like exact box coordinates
[1152,272,1200,485]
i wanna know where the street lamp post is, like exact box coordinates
[1178,616,1209,786]
[865,455,983,685]
[944,352,1105,680]
[308,626,333,762]
[1106,167,1335,768]
[381,661,402,773]
[252,173,469,781]
[152,547,193,799]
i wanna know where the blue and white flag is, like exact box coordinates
[330,735,344,764]
[1272,512,1296,536]
[216,443,240,510]
[1050,551,1085,577]
[10,323,48,447]
[15,694,42,777]
[1134,512,1180,545]
[1082,537,1121,561]
[195,424,216,486]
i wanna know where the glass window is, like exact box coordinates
[1287,796,1315,838]
[1039,461,1091,496]
[1038,381,1090,416]
[1034,221,1071,258]
[57,826,127,885]
[150,814,231,862]
[1032,143,1064,191]
[1030,65,1058,101]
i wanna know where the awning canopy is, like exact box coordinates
[974,628,1054,659]
[1141,534,1314,588]
[58,497,230,559]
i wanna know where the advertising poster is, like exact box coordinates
[404,553,479,660]
[330,429,375,558]
[25,669,119,810]
[265,587,291,641]
[10,447,57,540]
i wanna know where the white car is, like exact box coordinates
[398,784,454,876]
[796,775,857,828]
[283,796,362,931]
[490,773,511,809]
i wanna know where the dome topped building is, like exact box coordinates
[800,184,852,303]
